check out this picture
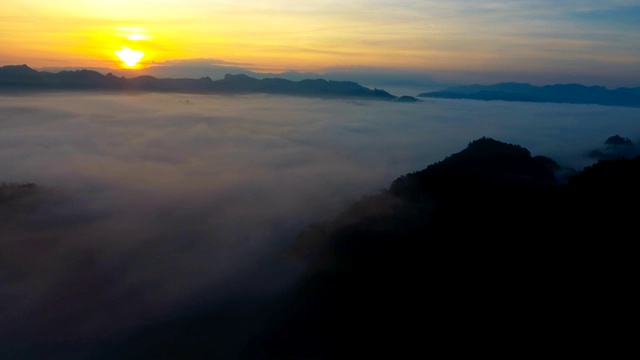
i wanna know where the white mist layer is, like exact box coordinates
[1,93,640,344]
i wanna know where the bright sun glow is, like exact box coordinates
[115,47,144,67]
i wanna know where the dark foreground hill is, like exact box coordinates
[0,64,397,100]
[245,137,637,358]
[109,138,637,359]
[418,82,640,107]
[1,137,637,359]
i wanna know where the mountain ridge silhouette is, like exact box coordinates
[0,64,398,100]
[418,81,640,107]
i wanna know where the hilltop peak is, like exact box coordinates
[0,64,38,75]
[223,73,252,80]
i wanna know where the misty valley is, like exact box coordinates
[2,93,639,359]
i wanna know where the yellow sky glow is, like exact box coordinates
[0,0,483,72]
[0,0,638,82]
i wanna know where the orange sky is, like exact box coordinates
[1,1,639,84]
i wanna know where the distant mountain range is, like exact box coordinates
[418,82,640,107]
[38,64,447,91]
[0,64,407,101]
[4,65,639,107]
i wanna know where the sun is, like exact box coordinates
[115,47,144,68]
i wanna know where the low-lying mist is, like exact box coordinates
[2,92,640,356]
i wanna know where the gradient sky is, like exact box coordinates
[1,0,639,86]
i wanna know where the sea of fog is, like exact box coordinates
[2,92,640,356]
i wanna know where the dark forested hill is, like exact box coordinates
[249,136,638,359]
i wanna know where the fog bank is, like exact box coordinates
[2,93,640,356]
